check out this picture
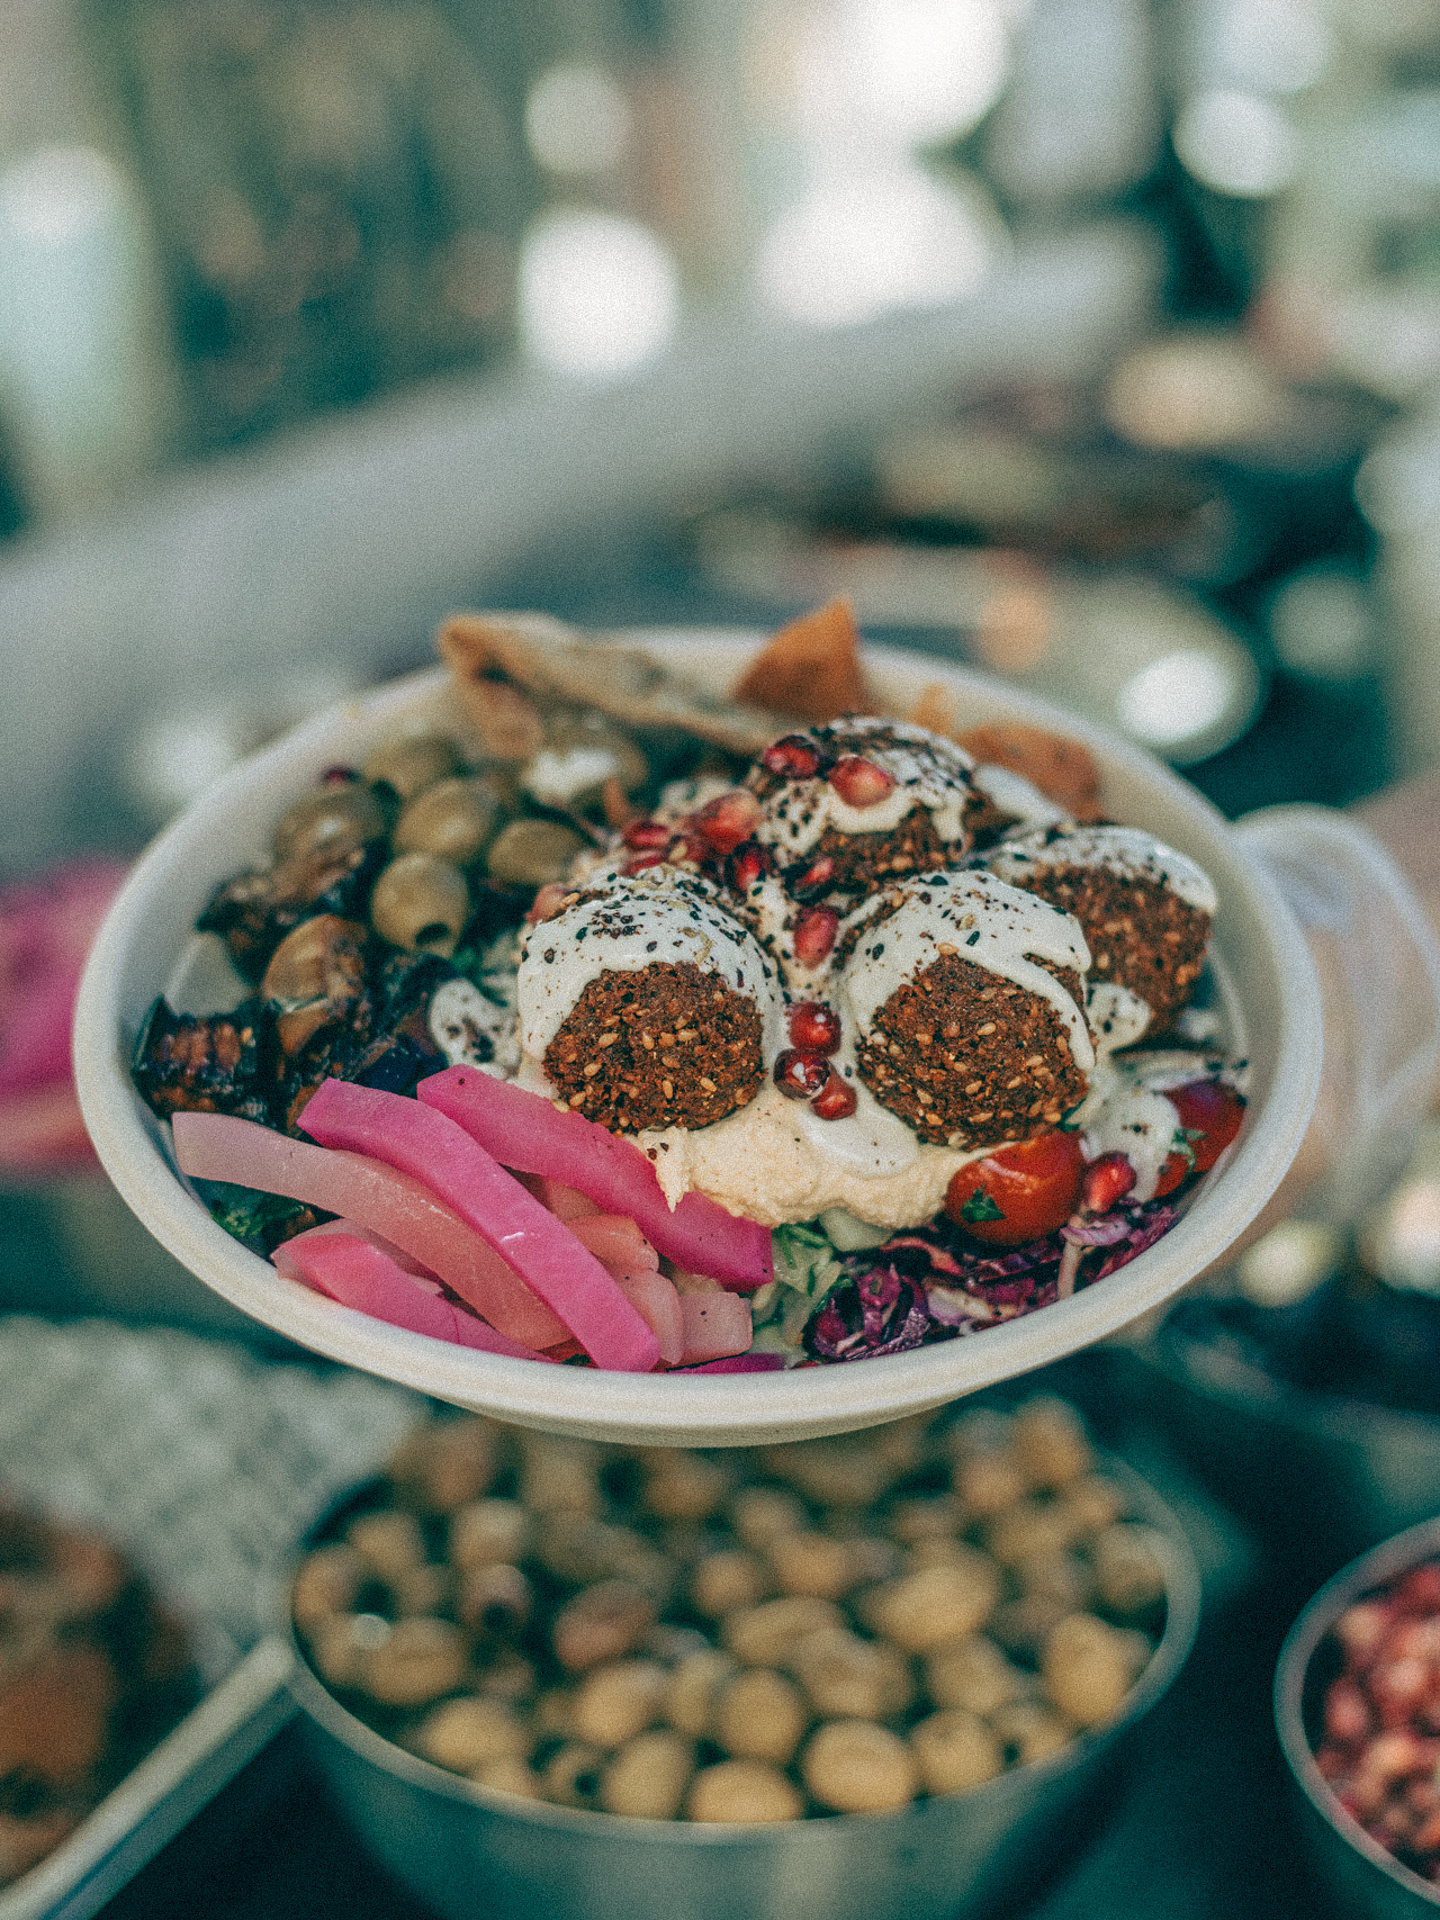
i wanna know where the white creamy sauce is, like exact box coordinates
[1087,980,1152,1054]
[521,746,622,808]
[754,719,976,863]
[428,976,520,1078]
[971,764,1066,832]
[988,823,1219,916]
[1072,1050,1232,1201]
[517,865,786,1062]
[840,870,1097,1077]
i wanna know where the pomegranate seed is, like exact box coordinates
[622,850,668,875]
[792,906,839,968]
[622,818,671,849]
[774,1049,830,1100]
[762,734,822,779]
[789,1001,841,1054]
[322,764,360,785]
[726,841,770,893]
[691,789,762,854]
[1081,1152,1135,1214]
[528,882,570,923]
[790,853,837,899]
[828,755,896,808]
[1325,1679,1373,1747]
[810,1072,858,1120]
[1374,1660,1432,1728]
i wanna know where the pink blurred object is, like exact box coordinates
[1,858,128,1177]
[416,1067,773,1291]
[272,1227,553,1361]
[678,1291,753,1363]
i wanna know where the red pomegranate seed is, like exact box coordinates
[789,1001,842,1054]
[792,906,839,968]
[790,853,837,898]
[622,818,671,849]
[774,1049,830,1100]
[726,841,769,892]
[829,755,896,808]
[691,789,762,854]
[810,1072,858,1121]
[762,735,822,779]
[622,850,668,875]
[1081,1152,1135,1214]
[528,882,570,923]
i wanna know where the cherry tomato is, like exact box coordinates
[1152,1080,1246,1197]
[943,1131,1086,1246]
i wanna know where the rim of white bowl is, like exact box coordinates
[73,633,1323,1445]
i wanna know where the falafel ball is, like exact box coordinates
[518,867,784,1132]
[840,872,1094,1149]
[985,823,1216,1038]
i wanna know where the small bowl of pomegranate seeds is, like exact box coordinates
[1277,1518,1440,1919]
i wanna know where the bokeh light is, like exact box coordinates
[1173,88,1298,197]
[837,0,1011,149]
[519,209,679,381]
[1116,647,1243,752]
[524,65,631,177]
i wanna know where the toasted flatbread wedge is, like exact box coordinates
[729,597,871,723]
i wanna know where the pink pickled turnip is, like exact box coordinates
[680,1353,786,1374]
[171,1112,568,1350]
[567,1215,659,1275]
[525,1176,600,1221]
[273,1228,552,1361]
[678,1292,753,1364]
[612,1268,684,1366]
[298,1079,660,1374]
[416,1068,773,1290]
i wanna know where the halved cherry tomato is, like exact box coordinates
[944,1131,1086,1246]
[1152,1080,1246,1197]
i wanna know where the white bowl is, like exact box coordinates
[73,631,1322,1446]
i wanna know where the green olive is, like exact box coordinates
[394,777,501,866]
[370,852,470,956]
[272,783,386,864]
[363,734,460,803]
[485,819,586,889]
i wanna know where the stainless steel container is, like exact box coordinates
[1276,1516,1440,1920]
[285,1463,1201,1920]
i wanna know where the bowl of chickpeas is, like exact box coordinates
[284,1396,1200,1920]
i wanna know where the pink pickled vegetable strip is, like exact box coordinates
[613,1268,684,1366]
[300,1079,660,1374]
[273,1229,551,1361]
[171,1112,568,1350]
[567,1216,659,1274]
[678,1353,786,1374]
[417,1068,773,1290]
[678,1292,753,1364]
[525,1176,600,1221]
[300,1219,440,1285]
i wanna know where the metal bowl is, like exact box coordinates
[1276,1517,1440,1920]
[284,1457,1201,1920]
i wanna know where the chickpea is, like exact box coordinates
[640,1453,731,1522]
[991,1700,1074,1766]
[910,1710,1003,1796]
[308,1611,392,1690]
[862,1557,1001,1653]
[1061,1474,1126,1536]
[364,733,460,802]
[414,1696,531,1773]
[1013,1550,1092,1610]
[787,1628,912,1722]
[988,1594,1073,1661]
[543,1743,607,1809]
[457,1563,532,1638]
[485,819,586,889]
[953,1451,1029,1518]
[984,1500,1075,1568]
[479,1651,536,1703]
[843,1535,905,1586]
[1013,1396,1093,1489]
[518,1437,602,1515]
[687,1760,804,1824]
[691,1550,771,1619]
[572,1660,668,1748]
[729,1487,807,1551]
[715,1669,809,1766]
[369,852,469,957]
[925,1636,1027,1718]
[664,1649,736,1738]
[888,1497,965,1545]
[552,1579,657,1672]
[273,781,387,864]
[347,1511,426,1580]
[802,1721,919,1814]
[451,1499,530,1570]
[762,1441,890,1509]
[390,1418,499,1512]
[722,1596,845,1668]
[600,1731,695,1819]
[534,1512,623,1583]
[769,1532,854,1601]
[1042,1614,1141,1727]
[473,1756,543,1799]
[364,1617,469,1708]
[1091,1524,1167,1615]
[292,1544,364,1628]
[394,777,500,866]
